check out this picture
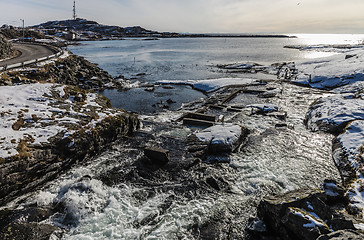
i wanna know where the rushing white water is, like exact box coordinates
[21,82,340,239]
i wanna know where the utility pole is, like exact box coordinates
[20,19,24,42]
[73,1,77,20]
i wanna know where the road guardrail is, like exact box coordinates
[0,43,64,72]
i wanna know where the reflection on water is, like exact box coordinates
[291,34,364,45]
[303,51,339,59]
[101,85,205,114]
[69,37,304,81]
[69,35,364,82]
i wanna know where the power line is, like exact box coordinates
[73,1,77,20]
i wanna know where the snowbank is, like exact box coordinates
[158,78,258,93]
[294,49,364,89]
[305,93,364,133]
[335,120,364,217]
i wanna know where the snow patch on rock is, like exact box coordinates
[0,83,119,159]
[196,124,242,146]
[305,94,364,133]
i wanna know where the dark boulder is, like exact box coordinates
[0,33,15,59]
[281,207,330,240]
[144,146,170,165]
[250,186,359,240]
[0,207,59,240]
[317,229,364,240]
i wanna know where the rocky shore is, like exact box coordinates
[0,36,363,239]
[245,51,364,239]
[0,53,122,90]
[0,33,16,59]
[0,38,141,239]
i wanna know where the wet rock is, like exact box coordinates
[259,88,281,98]
[275,123,288,128]
[345,54,356,60]
[282,207,330,240]
[332,138,356,186]
[183,118,215,127]
[0,207,59,240]
[254,189,332,240]
[162,86,174,90]
[144,146,170,165]
[182,112,216,122]
[206,176,220,191]
[0,222,59,240]
[246,217,267,233]
[250,182,363,240]
[0,113,140,206]
[227,106,242,112]
[166,98,176,104]
[317,229,364,240]
[323,179,347,204]
[144,87,155,92]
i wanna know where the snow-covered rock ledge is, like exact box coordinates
[334,120,364,215]
[293,48,364,89]
[301,50,364,224]
[0,83,140,205]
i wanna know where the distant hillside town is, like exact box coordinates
[31,18,180,40]
[0,18,180,42]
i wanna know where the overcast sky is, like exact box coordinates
[1,0,364,34]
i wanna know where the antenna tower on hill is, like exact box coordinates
[73,1,77,20]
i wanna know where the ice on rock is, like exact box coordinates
[195,124,244,152]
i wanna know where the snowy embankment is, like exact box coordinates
[294,48,364,89]
[0,83,118,160]
[300,48,364,217]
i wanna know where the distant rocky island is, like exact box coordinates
[27,18,291,41]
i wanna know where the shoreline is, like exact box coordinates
[0,38,364,239]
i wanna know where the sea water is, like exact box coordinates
[28,35,363,239]
[68,34,364,113]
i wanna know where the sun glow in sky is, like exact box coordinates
[1,0,364,34]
